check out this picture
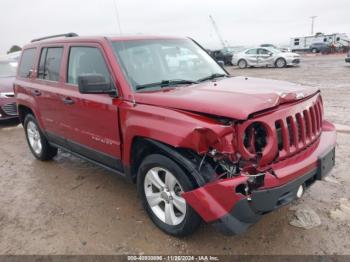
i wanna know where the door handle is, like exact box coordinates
[32,90,41,96]
[62,97,75,105]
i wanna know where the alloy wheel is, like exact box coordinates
[276,58,286,68]
[27,121,42,155]
[144,167,186,226]
[238,60,247,69]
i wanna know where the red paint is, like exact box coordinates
[183,121,336,222]
[182,176,247,222]
[133,77,319,120]
[236,93,323,166]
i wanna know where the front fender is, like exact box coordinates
[119,102,236,166]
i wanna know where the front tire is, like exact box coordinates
[275,58,287,68]
[24,114,57,161]
[238,59,248,69]
[137,154,201,237]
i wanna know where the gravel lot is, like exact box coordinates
[0,54,349,255]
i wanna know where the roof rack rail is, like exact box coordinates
[31,33,79,43]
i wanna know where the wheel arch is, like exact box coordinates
[16,102,46,131]
[129,137,214,188]
[237,58,248,67]
[275,57,287,67]
[18,104,35,124]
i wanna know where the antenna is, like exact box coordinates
[113,0,123,34]
[111,0,137,105]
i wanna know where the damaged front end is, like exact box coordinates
[181,93,336,235]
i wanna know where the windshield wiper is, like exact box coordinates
[197,73,228,83]
[135,79,198,90]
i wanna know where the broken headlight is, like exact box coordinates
[243,122,268,157]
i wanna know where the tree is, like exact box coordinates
[7,45,22,54]
[315,32,324,37]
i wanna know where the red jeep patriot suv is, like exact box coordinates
[15,33,336,236]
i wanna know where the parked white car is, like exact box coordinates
[0,51,21,61]
[232,47,301,68]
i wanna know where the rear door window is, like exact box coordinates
[38,47,63,81]
[18,48,36,78]
[67,46,111,85]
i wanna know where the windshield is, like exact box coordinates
[112,39,227,91]
[0,61,17,77]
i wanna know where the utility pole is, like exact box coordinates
[310,16,317,36]
[209,15,227,49]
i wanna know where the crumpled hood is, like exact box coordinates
[0,77,15,93]
[134,76,319,120]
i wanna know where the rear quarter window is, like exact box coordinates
[18,48,36,78]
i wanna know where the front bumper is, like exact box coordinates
[182,121,336,235]
[231,57,239,66]
[286,57,300,65]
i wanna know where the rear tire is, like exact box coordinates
[311,48,318,53]
[238,59,248,69]
[24,114,57,161]
[137,154,201,237]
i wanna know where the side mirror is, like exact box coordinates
[78,74,117,95]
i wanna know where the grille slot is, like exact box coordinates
[274,98,323,160]
[1,102,18,116]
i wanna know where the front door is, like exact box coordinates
[257,48,274,66]
[244,48,258,66]
[59,44,123,171]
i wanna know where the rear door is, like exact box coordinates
[34,46,67,144]
[59,43,123,171]
[16,45,69,146]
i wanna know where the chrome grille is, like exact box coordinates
[1,102,18,116]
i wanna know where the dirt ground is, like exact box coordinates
[0,54,349,255]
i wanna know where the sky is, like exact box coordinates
[0,0,349,54]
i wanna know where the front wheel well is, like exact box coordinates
[130,137,159,183]
[17,105,34,124]
[238,59,247,64]
[129,137,214,187]
[275,57,287,67]
[275,57,286,62]
[237,59,248,68]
